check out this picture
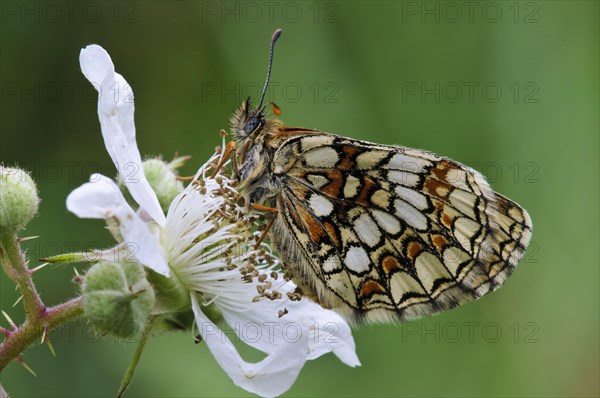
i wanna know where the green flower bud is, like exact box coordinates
[142,159,183,212]
[83,261,155,338]
[0,166,40,236]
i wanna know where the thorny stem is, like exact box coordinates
[116,315,160,398]
[0,297,84,373]
[0,234,85,373]
[0,234,44,318]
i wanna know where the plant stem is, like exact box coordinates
[0,234,44,319]
[0,297,83,372]
[116,315,160,398]
[0,233,85,373]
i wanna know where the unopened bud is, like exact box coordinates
[142,159,183,212]
[83,261,155,338]
[0,166,40,236]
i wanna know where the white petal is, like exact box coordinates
[192,296,308,397]
[217,280,360,368]
[298,300,360,367]
[66,174,170,276]
[79,44,165,227]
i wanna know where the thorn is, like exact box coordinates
[73,268,84,285]
[29,262,49,274]
[17,235,39,242]
[16,356,37,377]
[0,326,10,337]
[45,337,57,357]
[12,295,24,307]
[41,326,47,344]
[1,311,17,330]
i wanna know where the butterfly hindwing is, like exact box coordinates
[269,132,532,324]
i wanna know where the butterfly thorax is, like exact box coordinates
[229,99,285,205]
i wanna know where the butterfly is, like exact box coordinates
[223,29,532,324]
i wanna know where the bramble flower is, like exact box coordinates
[67,44,359,396]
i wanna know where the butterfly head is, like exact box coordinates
[230,97,267,141]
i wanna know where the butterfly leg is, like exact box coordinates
[210,140,237,178]
[250,203,279,213]
[251,203,279,249]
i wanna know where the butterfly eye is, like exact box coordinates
[244,117,261,134]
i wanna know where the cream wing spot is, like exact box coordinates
[449,189,478,219]
[307,174,330,189]
[354,212,382,247]
[511,223,524,238]
[371,209,402,235]
[395,186,428,210]
[309,194,334,217]
[414,252,451,293]
[344,175,361,198]
[303,146,339,168]
[356,150,389,170]
[446,168,470,190]
[344,246,371,274]
[509,206,527,223]
[323,255,342,273]
[326,272,357,306]
[371,189,391,209]
[454,217,481,250]
[394,199,428,230]
[388,170,420,187]
[389,272,427,304]
[300,135,334,151]
[385,153,431,172]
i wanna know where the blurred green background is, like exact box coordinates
[1,1,598,397]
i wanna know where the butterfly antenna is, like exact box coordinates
[258,28,282,109]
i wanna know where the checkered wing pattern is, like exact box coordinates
[270,132,532,324]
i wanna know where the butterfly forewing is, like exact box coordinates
[268,132,532,324]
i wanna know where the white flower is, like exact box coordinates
[68,44,359,397]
